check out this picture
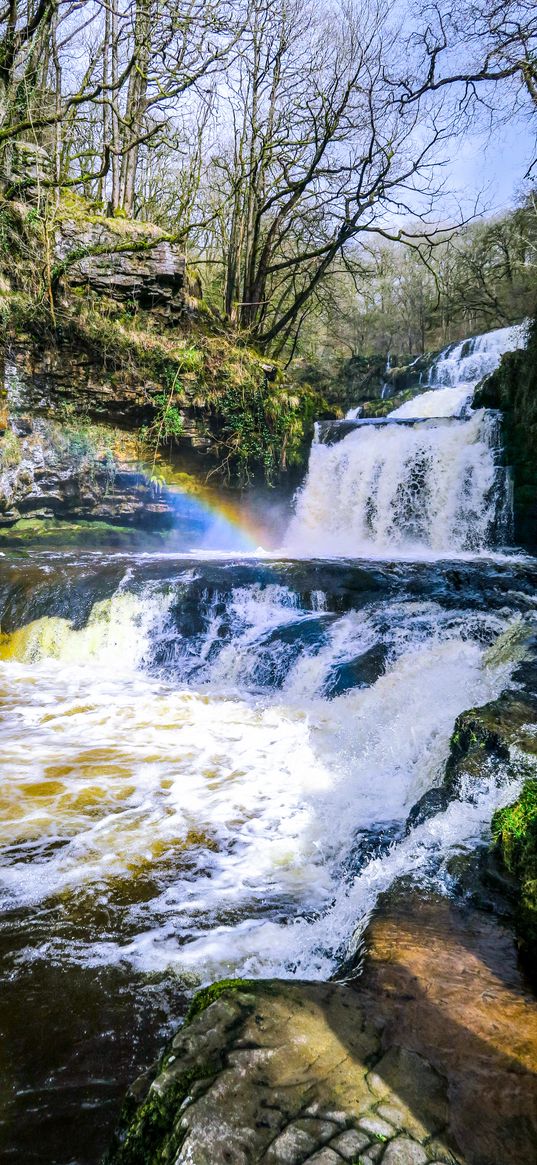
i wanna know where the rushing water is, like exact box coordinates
[289,323,527,556]
[0,322,535,1163]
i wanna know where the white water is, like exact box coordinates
[0,322,533,994]
[289,323,526,557]
[0,573,527,982]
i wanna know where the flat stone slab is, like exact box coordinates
[107,892,537,1165]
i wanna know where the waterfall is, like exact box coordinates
[0,556,524,979]
[287,322,527,557]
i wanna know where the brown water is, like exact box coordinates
[1,547,536,1163]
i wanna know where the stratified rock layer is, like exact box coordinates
[0,414,174,529]
[107,892,537,1165]
[55,217,185,315]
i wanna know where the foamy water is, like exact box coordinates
[287,323,526,558]
[0,572,524,982]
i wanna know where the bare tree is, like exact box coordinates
[401,2,537,127]
[194,0,462,352]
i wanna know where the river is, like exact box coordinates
[0,323,534,1163]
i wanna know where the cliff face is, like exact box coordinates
[55,216,186,317]
[0,200,324,492]
[474,317,537,549]
[0,407,175,531]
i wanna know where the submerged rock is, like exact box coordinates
[106,890,537,1165]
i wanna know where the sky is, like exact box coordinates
[448,113,535,217]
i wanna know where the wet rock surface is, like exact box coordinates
[107,890,537,1165]
[473,316,537,550]
[0,414,175,529]
[408,624,537,832]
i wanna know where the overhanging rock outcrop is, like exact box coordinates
[55,217,186,315]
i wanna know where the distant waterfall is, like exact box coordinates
[287,323,527,557]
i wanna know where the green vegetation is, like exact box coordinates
[106,979,258,1165]
[492,780,537,961]
[0,427,22,467]
[105,1061,220,1165]
[0,196,325,486]
[185,978,255,1023]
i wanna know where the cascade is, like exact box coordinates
[1,322,535,1164]
[288,322,527,557]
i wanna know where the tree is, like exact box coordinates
[195,0,461,352]
[402,2,537,132]
[0,1,242,212]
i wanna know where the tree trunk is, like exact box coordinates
[120,0,152,215]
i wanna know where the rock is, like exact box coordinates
[323,642,389,697]
[492,779,537,966]
[370,1047,447,1140]
[360,889,537,1165]
[106,887,537,1165]
[381,1138,428,1165]
[329,1129,370,1157]
[407,671,537,831]
[0,415,175,531]
[263,1123,323,1163]
[303,1152,341,1165]
[55,216,185,315]
[6,140,52,196]
[357,1114,395,1139]
[473,316,537,549]
[359,1146,384,1163]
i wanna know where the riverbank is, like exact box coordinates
[106,886,537,1165]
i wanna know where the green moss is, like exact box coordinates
[0,198,326,485]
[106,980,257,1164]
[7,291,323,484]
[492,779,537,959]
[105,1061,218,1165]
[184,977,255,1024]
[360,386,421,418]
[0,428,22,467]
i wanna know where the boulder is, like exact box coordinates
[55,217,186,314]
[106,890,537,1165]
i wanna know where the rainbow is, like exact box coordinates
[151,466,275,552]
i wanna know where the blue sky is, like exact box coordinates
[449,113,535,216]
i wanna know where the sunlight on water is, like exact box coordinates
[0,572,521,982]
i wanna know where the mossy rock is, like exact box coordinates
[105,979,258,1164]
[492,780,537,961]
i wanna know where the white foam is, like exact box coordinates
[0,584,516,981]
[287,322,526,557]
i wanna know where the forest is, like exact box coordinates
[0,0,535,367]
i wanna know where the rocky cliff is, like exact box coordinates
[474,316,537,548]
[54,215,186,317]
[0,200,322,492]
